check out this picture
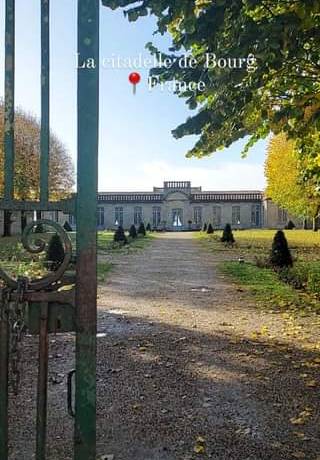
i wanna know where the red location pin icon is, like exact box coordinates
[129,72,141,95]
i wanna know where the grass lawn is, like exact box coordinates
[97,230,154,253]
[0,230,153,284]
[198,229,320,313]
[97,231,154,281]
[97,261,113,283]
[198,229,320,260]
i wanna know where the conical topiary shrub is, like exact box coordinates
[221,223,235,244]
[269,230,293,268]
[202,223,207,232]
[207,223,214,234]
[129,224,137,239]
[34,223,44,233]
[46,233,65,270]
[114,225,127,244]
[146,223,152,232]
[285,220,295,230]
[63,221,73,232]
[138,222,146,236]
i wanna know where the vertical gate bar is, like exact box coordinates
[0,304,9,460]
[75,1,99,459]
[36,302,49,460]
[40,0,50,206]
[4,0,15,202]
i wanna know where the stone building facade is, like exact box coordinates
[95,181,299,231]
[0,181,301,235]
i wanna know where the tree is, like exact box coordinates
[207,223,214,234]
[202,223,207,232]
[20,212,27,232]
[102,1,320,165]
[0,105,74,235]
[221,224,235,245]
[34,223,44,233]
[46,233,65,270]
[63,221,73,232]
[270,230,293,269]
[129,224,137,239]
[138,222,146,236]
[146,223,152,232]
[114,225,127,244]
[285,220,295,230]
[265,133,320,230]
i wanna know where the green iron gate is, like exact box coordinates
[0,1,99,458]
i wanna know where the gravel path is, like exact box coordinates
[9,232,320,459]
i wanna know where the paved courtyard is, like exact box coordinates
[9,233,320,459]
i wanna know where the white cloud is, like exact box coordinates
[99,160,266,191]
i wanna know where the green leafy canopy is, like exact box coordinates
[102,0,320,165]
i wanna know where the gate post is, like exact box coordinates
[0,0,15,457]
[0,306,9,459]
[75,1,99,459]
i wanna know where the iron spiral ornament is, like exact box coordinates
[0,219,72,291]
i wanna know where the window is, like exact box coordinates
[134,207,143,225]
[172,209,183,227]
[251,204,261,227]
[97,207,105,227]
[115,207,123,226]
[152,207,161,227]
[69,214,76,226]
[212,206,221,226]
[278,208,287,223]
[48,210,59,222]
[194,207,202,225]
[232,206,241,225]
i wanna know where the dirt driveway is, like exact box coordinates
[96,232,320,460]
[9,232,320,460]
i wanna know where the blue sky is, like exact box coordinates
[0,1,267,192]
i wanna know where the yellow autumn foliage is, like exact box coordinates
[0,105,74,201]
[265,133,320,220]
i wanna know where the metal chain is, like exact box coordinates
[9,277,28,395]
[0,286,9,322]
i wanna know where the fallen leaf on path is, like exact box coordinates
[132,404,141,411]
[193,435,205,454]
[194,445,205,454]
[305,379,317,388]
[292,452,306,459]
[293,431,309,440]
[290,409,312,425]
[138,347,147,352]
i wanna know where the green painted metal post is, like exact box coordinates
[36,302,49,460]
[0,302,9,460]
[40,0,50,206]
[4,0,15,202]
[1,0,100,456]
[1,1,15,456]
[75,1,99,459]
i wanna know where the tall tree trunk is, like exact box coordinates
[3,210,12,237]
[36,210,42,221]
[313,217,318,232]
[313,206,320,232]
[303,218,308,230]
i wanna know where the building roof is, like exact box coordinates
[98,182,264,203]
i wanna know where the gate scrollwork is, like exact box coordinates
[0,219,73,291]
